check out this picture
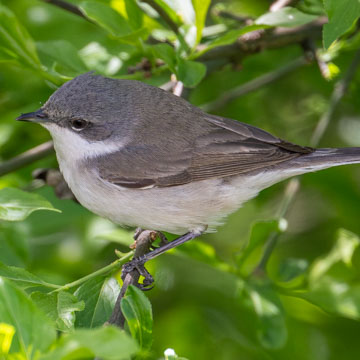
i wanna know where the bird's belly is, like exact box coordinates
[60,163,267,234]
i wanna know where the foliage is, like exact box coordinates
[1,0,360,359]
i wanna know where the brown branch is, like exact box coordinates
[202,56,308,112]
[0,141,54,177]
[253,48,360,275]
[199,17,327,61]
[41,0,86,19]
[108,230,155,328]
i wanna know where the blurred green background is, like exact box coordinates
[1,0,360,359]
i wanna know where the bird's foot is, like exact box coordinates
[122,230,204,291]
[121,255,154,291]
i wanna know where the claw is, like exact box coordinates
[121,256,154,290]
[122,230,203,291]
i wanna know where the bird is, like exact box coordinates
[17,73,360,288]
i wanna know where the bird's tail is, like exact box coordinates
[286,147,360,174]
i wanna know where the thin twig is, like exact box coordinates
[51,251,134,293]
[311,48,360,147]
[199,17,327,61]
[253,48,360,274]
[202,56,308,112]
[0,141,54,177]
[41,0,86,19]
[108,230,155,328]
[302,39,330,80]
[140,0,179,34]
[270,0,299,12]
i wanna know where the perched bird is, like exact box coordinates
[17,73,360,287]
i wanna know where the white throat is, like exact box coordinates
[43,123,123,164]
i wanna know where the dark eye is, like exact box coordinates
[70,119,88,131]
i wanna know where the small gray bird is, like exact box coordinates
[17,73,360,286]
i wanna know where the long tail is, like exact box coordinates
[286,147,360,173]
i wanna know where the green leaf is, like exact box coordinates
[57,292,85,329]
[124,0,143,30]
[0,225,28,267]
[236,220,279,276]
[116,27,149,45]
[290,229,360,320]
[301,278,360,320]
[0,46,17,63]
[240,281,287,349]
[177,59,206,87]
[80,1,148,45]
[0,277,56,355]
[323,0,360,48]
[40,326,138,360]
[31,291,84,331]
[37,40,88,74]
[0,261,56,289]
[255,7,318,27]
[152,43,177,73]
[74,277,120,328]
[195,24,266,57]
[277,258,308,283]
[192,0,211,44]
[80,1,132,37]
[0,5,41,69]
[0,188,61,221]
[309,228,360,284]
[121,285,153,350]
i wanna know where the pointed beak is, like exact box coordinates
[16,109,49,123]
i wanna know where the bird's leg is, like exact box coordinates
[122,230,203,290]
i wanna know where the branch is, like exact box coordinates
[51,251,134,293]
[311,48,360,147]
[301,39,331,80]
[199,17,327,61]
[202,56,308,112]
[41,0,86,19]
[108,230,155,328]
[0,141,54,177]
[253,48,360,275]
[140,0,179,34]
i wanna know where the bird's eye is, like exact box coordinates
[70,119,88,131]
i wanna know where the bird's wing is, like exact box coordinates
[93,115,313,189]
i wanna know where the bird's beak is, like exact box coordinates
[16,109,50,123]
